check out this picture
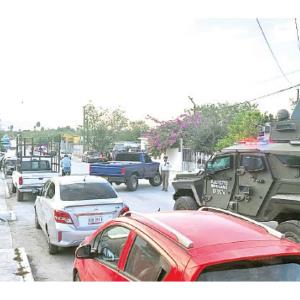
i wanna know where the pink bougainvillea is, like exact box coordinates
[144,112,201,157]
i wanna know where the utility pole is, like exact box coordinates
[188,96,197,115]
[297,89,300,103]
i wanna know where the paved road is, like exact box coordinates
[5,158,175,281]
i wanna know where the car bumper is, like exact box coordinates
[50,226,97,248]
[19,185,44,193]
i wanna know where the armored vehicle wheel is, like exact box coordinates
[16,189,23,202]
[126,175,139,191]
[174,196,200,210]
[149,173,162,186]
[276,221,300,243]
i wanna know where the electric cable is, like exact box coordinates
[256,18,291,85]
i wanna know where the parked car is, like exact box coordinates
[73,207,300,281]
[90,152,162,191]
[34,175,129,254]
[82,151,103,163]
[2,157,17,176]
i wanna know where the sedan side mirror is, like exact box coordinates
[32,188,42,196]
[75,244,94,259]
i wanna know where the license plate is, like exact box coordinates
[88,216,103,225]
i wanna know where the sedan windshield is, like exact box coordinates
[60,182,118,201]
[197,256,300,281]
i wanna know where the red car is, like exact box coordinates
[73,207,300,281]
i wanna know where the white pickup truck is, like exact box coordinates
[12,159,59,201]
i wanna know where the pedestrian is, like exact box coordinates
[61,154,71,176]
[160,155,171,191]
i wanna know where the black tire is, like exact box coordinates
[173,196,200,211]
[126,175,139,191]
[149,173,162,186]
[12,184,16,193]
[276,221,300,243]
[74,272,81,282]
[34,209,41,230]
[16,189,23,202]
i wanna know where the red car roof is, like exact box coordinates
[134,210,280,249]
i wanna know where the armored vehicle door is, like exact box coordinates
[204,154,237,209]
[236,153,274,217]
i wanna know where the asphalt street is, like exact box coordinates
[4,158,175,281]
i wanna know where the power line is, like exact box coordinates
[256,18,291,85]
[295,18,300,55]
[225,83,300,110]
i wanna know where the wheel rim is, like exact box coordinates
[132,178,137,189]
[153,175,161,184]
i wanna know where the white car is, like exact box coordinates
[34,175,129,254]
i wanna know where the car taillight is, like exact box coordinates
[119,205,130,216]
[19,177,23,185]
[121,167,126,175]
[54,210,73,224]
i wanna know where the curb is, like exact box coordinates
[16,248,34,282]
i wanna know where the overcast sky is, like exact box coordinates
[1,1,300,130]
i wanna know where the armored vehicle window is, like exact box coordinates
[207,156,231,173]
[241,155,265,172]
[275,155,300,167]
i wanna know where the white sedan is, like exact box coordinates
[34,175,129,254]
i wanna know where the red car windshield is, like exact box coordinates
[197,256,300,281]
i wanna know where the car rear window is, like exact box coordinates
[115,153,140,162]
[60,182,118,201]
[21,160,51,171]
[197,256,300,281]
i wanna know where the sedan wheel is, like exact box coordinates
[74,272,81,282]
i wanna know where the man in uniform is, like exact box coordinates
[160,155,171,191]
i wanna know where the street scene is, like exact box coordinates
[2,2,300,293]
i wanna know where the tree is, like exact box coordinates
[216,110,266,150]
[83,102,147,152]
[185,102,261,154]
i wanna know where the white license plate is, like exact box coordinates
[88,216,103,225]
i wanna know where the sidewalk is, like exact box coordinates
[0,175,34,281]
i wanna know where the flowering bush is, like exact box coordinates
[144,112,201,157]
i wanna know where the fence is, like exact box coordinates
[182,148,210,172]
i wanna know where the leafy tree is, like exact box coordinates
[185,102,261,154]
[216,110,266,150]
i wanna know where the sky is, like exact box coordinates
[1,1,300,130]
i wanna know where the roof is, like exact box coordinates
[127,210,281,250]
[54,175,109,185]
[223,142,300,155]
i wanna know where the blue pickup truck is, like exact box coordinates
[89,152,162,191]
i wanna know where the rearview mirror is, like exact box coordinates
[75,244,93,259]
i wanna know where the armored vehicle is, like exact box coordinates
[172,105,300,242]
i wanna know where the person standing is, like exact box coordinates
[160,155,171,191]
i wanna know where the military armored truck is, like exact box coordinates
[172,106,300,242]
